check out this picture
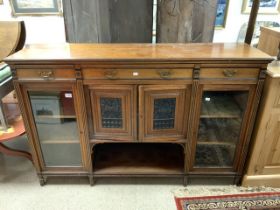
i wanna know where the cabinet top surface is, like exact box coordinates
[4,43,273,64]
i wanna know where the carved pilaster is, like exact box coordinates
[193,65,200,80]
[259,68,267,80]
[185,65,201,173]
[11,66,17,80]
[75,65,82,79]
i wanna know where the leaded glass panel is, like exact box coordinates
[153,98,176,129]
[100,97,123,128]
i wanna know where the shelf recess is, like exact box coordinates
[92,143,185,175]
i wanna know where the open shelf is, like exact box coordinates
[92,143,185,175]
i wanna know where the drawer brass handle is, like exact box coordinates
[223,69,237,77]
[38,70,53,79]
[158,70,172,79]
[104,70,117,79]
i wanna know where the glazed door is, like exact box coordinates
[22,83,84,170]
[89,85,136,141]
[191,85,255,172]
[139,85,190,141]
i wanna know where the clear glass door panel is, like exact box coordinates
[41,144,82,166]
[195,91,248,168]
[28,91,82,167]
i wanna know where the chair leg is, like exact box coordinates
[0,142,32,162]
[0,102,9,131]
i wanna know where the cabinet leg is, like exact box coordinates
[233,176,242,186]
[183,176,188,186]
[89,175,95,186]
[38,175,46,186]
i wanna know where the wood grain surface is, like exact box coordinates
[5,43,273,64]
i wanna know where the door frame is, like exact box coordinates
[189,84,256,173]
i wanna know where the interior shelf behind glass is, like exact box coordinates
[200,92,247,118]
[29,91,79,142]
[35,119,79,141]
[41,143,82,167]
[35,115,76,119]
[195,144,235,168]
[28,90,82,167]
[198,118,241,144]
[194,90,248,168]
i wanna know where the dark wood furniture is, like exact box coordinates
[0,21,32,162]
[0,20,25,130]
[4,43,272,185]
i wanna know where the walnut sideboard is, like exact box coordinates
[4,43,272,186]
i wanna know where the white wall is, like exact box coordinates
[0,0,66,44]
[213,0,280,43]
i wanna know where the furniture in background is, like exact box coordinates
[0,21,25,130]
[242,61,280,187]
[257,27,280,57]
[0,21,32,161]
[237,22,280,47]
[62,0,218,43]
[4,43,272,185]
[62,0,153,43]
[242,26,280,188]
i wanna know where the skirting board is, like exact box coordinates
[242,174,280,188]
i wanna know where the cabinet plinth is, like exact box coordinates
[4,43,272,185]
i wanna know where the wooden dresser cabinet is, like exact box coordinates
[4,43,272,185]
[242,61,280,187]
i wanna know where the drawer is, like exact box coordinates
[200,68,259,79]
[82,68,192,80]
[16,69,76,80]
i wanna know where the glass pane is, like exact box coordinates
[195,144,235,167]
[29,91,82,167]
[153,98,176,129]
[195,91,248,168]
[41,144,82,166]
[100,97,123,128]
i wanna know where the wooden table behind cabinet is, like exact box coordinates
[4,43,272,185]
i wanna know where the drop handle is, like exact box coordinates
[223,69,237,77]
[38,70,53,79]
[104,70,117,79]
[158,70,172,79]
